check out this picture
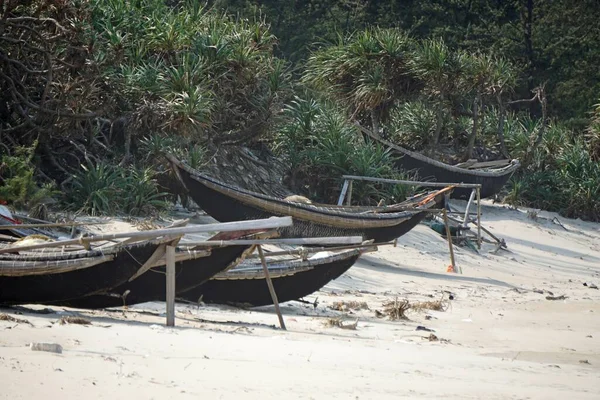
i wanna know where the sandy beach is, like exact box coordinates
[1,200,599,399]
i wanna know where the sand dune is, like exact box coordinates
[1,200,599,399]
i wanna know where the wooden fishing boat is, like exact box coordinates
[178,249,363,307]
[53,231,267,309]
[167,154,449,243]
[0,237,174,305]
[359,127,520,199]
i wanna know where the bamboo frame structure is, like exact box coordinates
[338,175,484,274]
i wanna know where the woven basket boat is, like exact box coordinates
[360,127,520,199]
[179,248,363,307]
[0,237,173,305]
[167,154,449,243]
[53,231,267,309]
[360,128,520,199]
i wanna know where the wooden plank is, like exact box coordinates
[0,216,293,254]
[166,245,176,327]
[128,244,167,282]
[257,245,286,330]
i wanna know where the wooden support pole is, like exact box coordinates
[346,180,353,206]
[476,187,482,249]
[337,180,349,206]
[257,245,286,330]
[165,245,176,327]
[442,209,459,274]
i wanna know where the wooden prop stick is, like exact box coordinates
[337,180,349,206]
[182,236,364,248]
[476,187,482,249]
[442,209,459,274]
[0,216,293,254]
[257,245,286,330]
[166,245,176,327]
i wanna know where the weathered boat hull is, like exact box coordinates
[54,244,255,309]
[0,239,169,305]
[359,128,520,199]
[180,252,361,307]
[392,154,518,199]
[168,154,442,243]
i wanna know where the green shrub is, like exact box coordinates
[0,144,58,211]
[275,97,417,205]
[65,161,168,216]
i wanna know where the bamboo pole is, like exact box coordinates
[165,245,176,327]
[244,241,382,259]
[0,221,110,230]
[181,236,364,248]
[257,245,286,330]
[337,180,349,206]
[341,174,482,189]
[0,216,293,254]
[442,209,459,274]
[463,189,476,228]
[476,187,482,249]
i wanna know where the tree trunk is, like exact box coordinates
[496,93,510,158]
[465,94,480,160]
[370,108,380,136]
[524,86,547,164]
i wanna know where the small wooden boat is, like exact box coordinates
[53,231,266,309]
[167,154,449,243]
[178,248,363,307]
[359,126,520,199]
[0,237,173,305]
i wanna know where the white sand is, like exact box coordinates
[1,201,599,399]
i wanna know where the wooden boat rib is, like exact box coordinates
[54,231,269,310]
[359,127,520,199]
[167,154,448,243]
[178,249,363,307]
[0,237,173,305]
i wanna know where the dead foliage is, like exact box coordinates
[377,295,450,320]
[411,297,450,312]
[0,313,32,325]
[59,316,92,325]
[329,301,370,312]
[380,298,411,320]
[324,317,358,330]
[134,219,160,231]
